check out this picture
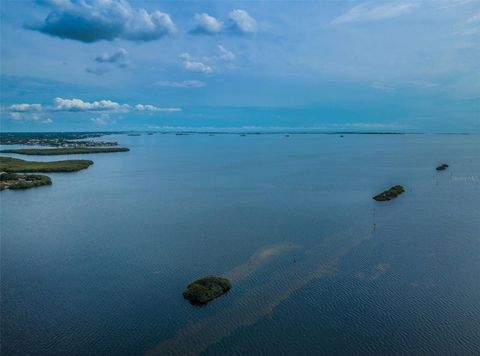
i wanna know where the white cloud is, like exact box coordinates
[5,98,181,117]
[332,2,416,24]
[228,9,257,34]
[153,80,207,88]
[9,103,42,112]
[53,98,130,112]
[135,104,181,112]
[189,10,257,36]
[184,61,213,73]
[177,47,235,75]
[179,53,214,74]
[191,13,223,34]
[8,111,51,123]
[28,0,176,42]
[217,45,235,61]
[5,106,53,124]
[124,9,176,41]
[9,112,23,120]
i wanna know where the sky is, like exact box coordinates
[0,0,479,132]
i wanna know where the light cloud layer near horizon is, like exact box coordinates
[1,0,479,132]
[331,2,417,24]
[3,97,181,123]
[7,98,180,113]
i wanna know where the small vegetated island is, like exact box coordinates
[373,185,405,201]
[183,275,231,305]
[0,157,93,191]
[0,157,93,172]
[0,172,51,190]
[0,147,129,155]
[436,163,449,171]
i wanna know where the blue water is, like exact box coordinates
[1,133,479,355]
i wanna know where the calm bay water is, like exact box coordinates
[1,133,479,355]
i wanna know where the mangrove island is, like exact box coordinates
[0,157,93,173]
[183,275,231,305]
[373,185,405,202]
[0,172,52,190]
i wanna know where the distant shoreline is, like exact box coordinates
[0,131,475,136]
[0,147,130,155]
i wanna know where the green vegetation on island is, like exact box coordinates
[436,164,449,171]
[373,185,405,202]
[0,157,93,173]
[0,172,52,191]
[1,147,129,155]
[183,275,231,305]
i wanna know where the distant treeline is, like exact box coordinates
[1,147,129,155]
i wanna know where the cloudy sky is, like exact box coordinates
[1,0,479,132]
